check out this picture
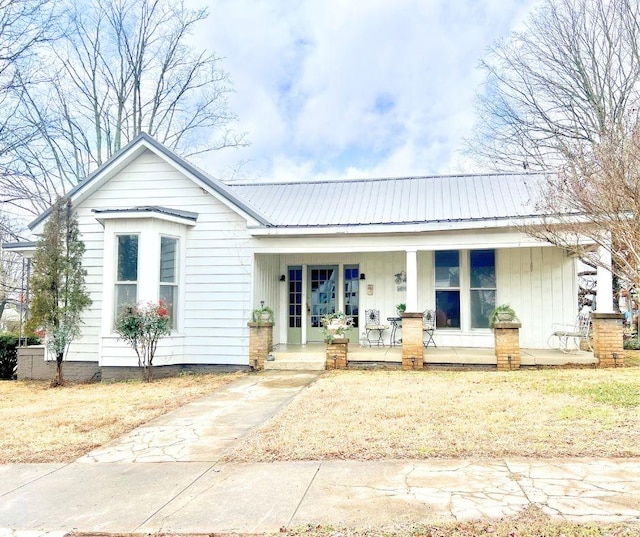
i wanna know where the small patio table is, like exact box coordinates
[387,317,402,346]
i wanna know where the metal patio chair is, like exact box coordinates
[423,309,437,348]
[548,313,592,353]
[364,309,389,347]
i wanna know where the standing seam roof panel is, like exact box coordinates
[227,173,553,227]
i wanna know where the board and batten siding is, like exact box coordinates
[253,254,280,335]
[497,246,576,349]
[66,149,255,367]
[269,246,576,348]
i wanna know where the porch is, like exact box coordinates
[265,343,596,371]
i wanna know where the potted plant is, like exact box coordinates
[489,304,518,327]
[396,303,406,316]
[321,311,353,342]
[251,301,274,323]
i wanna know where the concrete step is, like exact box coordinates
[264,350,326,371]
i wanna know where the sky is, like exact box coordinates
[189,0,539,183]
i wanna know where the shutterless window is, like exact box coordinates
[115,234,138,317]
[288,266,302,328]
[159,236,178,329]
[470,249,496,329]
[435,250,460,328]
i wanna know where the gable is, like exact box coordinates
[29,133,270,234]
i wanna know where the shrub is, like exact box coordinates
[115,302,171,382]
[0,334,41,380]
[624,337,640,350]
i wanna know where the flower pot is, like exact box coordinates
[497,312,514,322]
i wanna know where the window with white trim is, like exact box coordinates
[115,234,138,317]
[433,249,497,330]
[470,249,496,329]
[159,236,178,329]
[435,250,460,328]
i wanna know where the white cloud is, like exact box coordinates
[188,0,539,181]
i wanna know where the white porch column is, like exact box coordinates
[596,246,614,312]
[406,249,418,311]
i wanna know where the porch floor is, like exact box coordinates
[266,343,597,370]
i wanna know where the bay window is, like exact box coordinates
[115,234,138,317]
[159,236,178,329]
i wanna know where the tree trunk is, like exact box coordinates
[52,350,65,387]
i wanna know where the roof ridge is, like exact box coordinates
[227,171,551,187]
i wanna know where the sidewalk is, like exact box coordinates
[0,371,639,533]
[1,458,639,533]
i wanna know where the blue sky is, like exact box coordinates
[189,0,539,182]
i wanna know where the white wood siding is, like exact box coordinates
[498,247,577,348]
[69,149,254,366]
[253,254,281,343]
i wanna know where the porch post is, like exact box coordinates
[591,313,624,367]
[596,246,614,312]
[248,321,273,371]
[406,249,418,312]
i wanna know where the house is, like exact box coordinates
[6,133,615,376]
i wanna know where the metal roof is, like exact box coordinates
[228,173,551,228]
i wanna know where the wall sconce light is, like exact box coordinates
[359,273,366,280]
[279,274,286,282]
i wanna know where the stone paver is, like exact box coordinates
[78,370,320,463]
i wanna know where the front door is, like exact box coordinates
[307,265,338,341]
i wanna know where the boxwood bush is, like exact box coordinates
[0,334,41,380]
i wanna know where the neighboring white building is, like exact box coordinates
[6,133,612,370]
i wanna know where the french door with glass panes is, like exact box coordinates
[287,264,360,343]
[307,266,338,341]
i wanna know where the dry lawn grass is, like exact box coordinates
[229,367,640,461]
[0,372,242,463]
[284,505,639,537]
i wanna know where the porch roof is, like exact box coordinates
[229,172,565,229]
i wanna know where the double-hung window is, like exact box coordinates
[159,236,178,329]
[434,249,497,330]
[115,234,139,316]
[470,250,496,328]
[435,250,460,328]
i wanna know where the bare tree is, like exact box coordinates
[527,124,640,294]
[0,210,29,329]
[467,0,640,314]
[468,0,640,171]
[0,0,58,213]
[0,0,245,218]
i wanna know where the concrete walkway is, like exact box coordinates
[1,371,639,534]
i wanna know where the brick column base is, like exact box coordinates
[494,322,521,371]
[591,313,624,367]
[326,338,348,369]
[247,322,273,371]
[401,312,424,370]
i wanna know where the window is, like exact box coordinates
[435,250,460,328]
[288,266,302,328]
[115,234,138,316]
[470,250,496,329]
[344,265,360,328]
[159,236,178,329]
